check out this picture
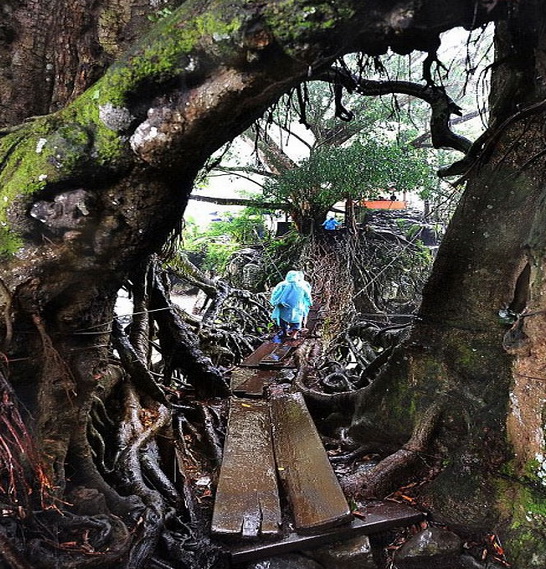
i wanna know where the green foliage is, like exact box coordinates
[147,7,173,22]
[263,138,435,217]
[201,243,239,273]
[260,230,306,284]
[205,209,269,244]
[182,208,270,274]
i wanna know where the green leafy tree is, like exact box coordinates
[263,137,434,233]
[198,75,457,234]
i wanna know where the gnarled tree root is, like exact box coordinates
[0,528,32,569]
[26,512,131,569]
[341,402,443,498]
[151,273,229,398]
[113,384,174,569]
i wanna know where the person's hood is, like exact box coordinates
[285,270,299,283]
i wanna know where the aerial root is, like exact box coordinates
[293,340,373,414]
[295,360,362,412]
[0,370,55,511]
[158,527,226,569]
[26,512,131,569]
[140,440,181,507]
[341,402,443,498]
[0,528,33,569]
[111,319,168,404]
[129,261,155,362]
[330,443,378,464]
[199,405,224,467]
[113,383,172,569]
[150,272,230,398]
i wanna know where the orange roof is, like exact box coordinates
[362,200,407,210]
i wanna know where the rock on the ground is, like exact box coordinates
[394,527,462,568]
[246,553,324,569]
[305,535,378,568]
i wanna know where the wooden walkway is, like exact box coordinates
[230,501,424,564]
[210,308,424,562]
[270,391,352,533]
[211,398,281,537]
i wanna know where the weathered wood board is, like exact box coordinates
[260,344,295,365]
[211,398,281,538]
[270,391,352,533]
[239,341,300,369]
[230,501,425,564]
[230,368,276,398]
[239,342,277,367]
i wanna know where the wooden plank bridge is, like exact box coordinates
[210,307,424,563]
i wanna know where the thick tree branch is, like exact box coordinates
[188,194,287,210]
[210,165,276,179]
[241,131,300,175]
[410,110,481,148]
[315,67,473,154]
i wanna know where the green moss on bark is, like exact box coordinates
[503,484,546,567]
[262,0,355,62]
[95,6,243,108]
[0,108,126,256]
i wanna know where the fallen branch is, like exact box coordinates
[150,274,229,398]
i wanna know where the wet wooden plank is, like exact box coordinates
[259,338,302,369]
[270,391,352,534]
[211,399,281,538]
[260,344,294,365]
[239,342,277,367]
[230,502,425,564]
[231,368,276,398]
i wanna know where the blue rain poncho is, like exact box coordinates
[270,271,312,326]
[322,216,340,230]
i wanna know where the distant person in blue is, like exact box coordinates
[322,215,340,231]
[270,270,312,341]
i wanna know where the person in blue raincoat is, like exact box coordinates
[270,270,312,340]
[322,215,340,231]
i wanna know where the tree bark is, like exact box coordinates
[350,2,546,565]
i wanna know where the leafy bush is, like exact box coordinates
[182,209,271,275]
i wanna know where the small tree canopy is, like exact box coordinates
[262,138,434,230]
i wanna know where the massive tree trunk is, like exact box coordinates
[0,0,186,128]
[350,2,546,566]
